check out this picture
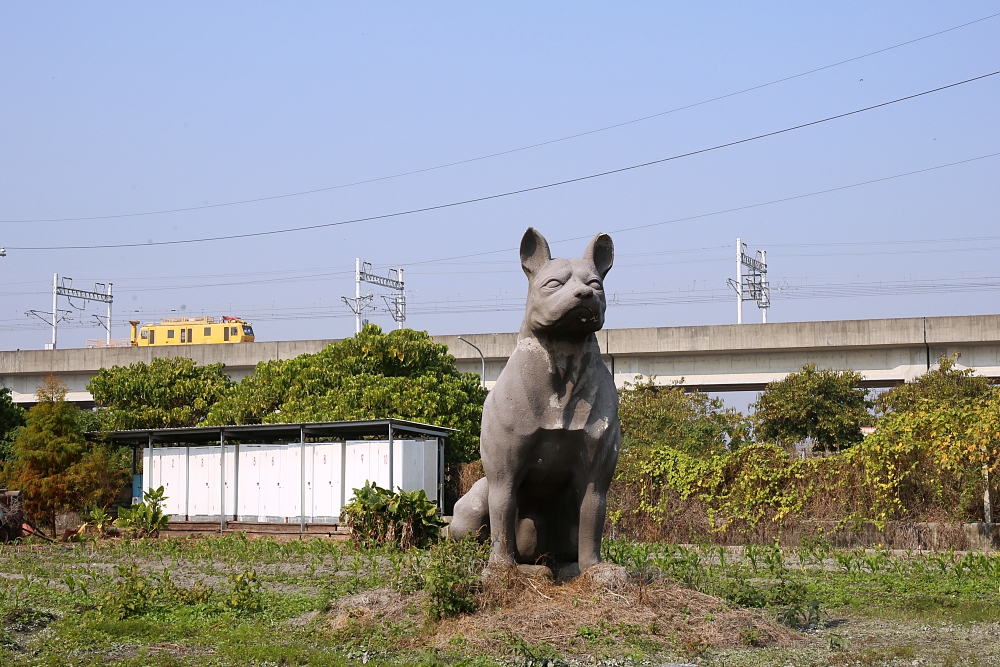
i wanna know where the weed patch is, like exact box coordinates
[0,534,998,665]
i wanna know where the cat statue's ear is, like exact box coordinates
[520,227,552,278]
[584,233,614,279]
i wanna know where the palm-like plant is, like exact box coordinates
[343,482,444,549]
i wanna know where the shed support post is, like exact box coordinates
[185,445,190,521]
[387,420,394,492]
[220,431,226,533]
[300,425,306,533]
[437,437,445,515]
[146,434,152,502]
[233,442,240,521]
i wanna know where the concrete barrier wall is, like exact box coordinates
[3,314,999,402]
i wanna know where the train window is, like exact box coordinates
[224,327,229,341]
[167,329,175,338]
[188,328,193,343]
[243,326,254,336]
[231,326,238,336]
[180,329,186,343]
[149,330,155,344]
[204,327,212,337]
[141,330,148,339]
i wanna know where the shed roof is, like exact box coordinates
[92,419,454,445]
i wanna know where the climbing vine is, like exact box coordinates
[609,364,1000,538]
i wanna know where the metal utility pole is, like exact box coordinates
[381,268,405,330]
[761,251,768,324]
[733,238,742,324]
[727,239,770,324]
[28,275,115,349]
[342,259,374,334]
[89,283,114,344]
[52,273,58,349]
[355,258,362,333]
[342,259,405,332]
[106,283,113,344]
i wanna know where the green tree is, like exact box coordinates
[2,377,129,535]
[208,325,487,464]
[618,376,748,457]
[752,364,872,451]
[0,387,26,464]
[88,357,234,430]
[877,353,994,415]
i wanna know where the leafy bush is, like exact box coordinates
[344,482,444,549]
[114,486,171,538]
[98,560,260,619]
[98,562,155,619]
[423,537,488,620]
[159,573,213,606]
[223,569,265,614]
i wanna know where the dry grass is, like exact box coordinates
[328,564,799,660]
[457,460,485,496]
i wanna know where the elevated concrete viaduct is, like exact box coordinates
[1,314,998,405]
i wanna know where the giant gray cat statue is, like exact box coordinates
[451,227,621,573]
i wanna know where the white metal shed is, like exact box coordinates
[99,419,453,532]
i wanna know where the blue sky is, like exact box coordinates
[1,2,998,350]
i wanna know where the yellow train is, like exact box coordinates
[129,316,255,346]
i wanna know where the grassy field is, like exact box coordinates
[1,534,999,666]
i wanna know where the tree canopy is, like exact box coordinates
[877,353,994,415]
[752,364,872,451]
[206,325,487,465]
[0,387,25,464]
[1,377,128,535]
[618,376,748,457]
[88,357,234,430]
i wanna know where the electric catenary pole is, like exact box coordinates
[342,259,405,333]
[27,274,114,349]
[727,239,770,324]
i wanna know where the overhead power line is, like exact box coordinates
[4,149,996,280]
[396,151,1000,268]
[8,71,999,252]
[5,11,997,225]
[2,148,994,300]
